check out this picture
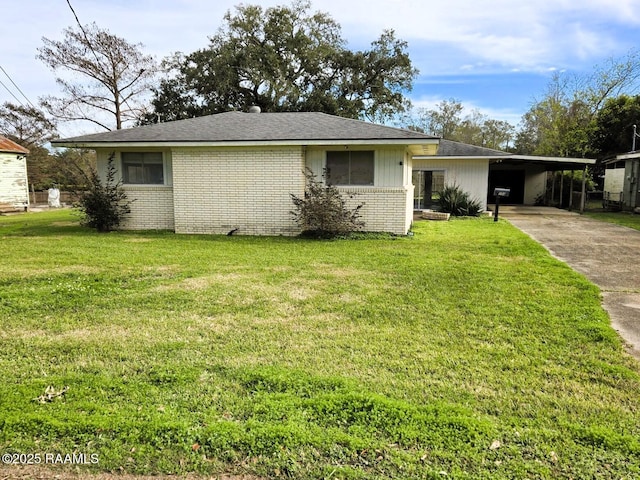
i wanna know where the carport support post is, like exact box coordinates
[569,170,574,210]
[580,166,587,212]
[559,170,564,208]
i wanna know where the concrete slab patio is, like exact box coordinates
[501,206,640,361]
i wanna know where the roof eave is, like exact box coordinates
[414,155,504,160]
[616,151,640,160]
[52,138,439,149]
[509,154,596,164]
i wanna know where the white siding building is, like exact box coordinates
[0,136,29,209]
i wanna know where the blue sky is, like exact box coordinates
[2,0,640,136]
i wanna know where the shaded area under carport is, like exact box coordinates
[489,156,593,209]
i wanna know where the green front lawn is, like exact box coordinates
[583,210,640,231]
[0,210,638,479]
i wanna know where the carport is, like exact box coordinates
[412,140,595,214]
[489,155,596,211]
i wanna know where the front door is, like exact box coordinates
[413,170,444,209]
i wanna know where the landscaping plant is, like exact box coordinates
[437,184,482,216]
[74,152,131,232]
[290,169,364,238]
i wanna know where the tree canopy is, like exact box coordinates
[514,50,640,158]
[0,102,57,147]
[590,95,640,157]
[145,1,417,124]
[407,99,515,151]
[37,22,157,131]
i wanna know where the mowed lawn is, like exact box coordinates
[0,210,638,479]
[583,210,640,231]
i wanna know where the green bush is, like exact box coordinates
[437,184,482,216]
[290,169,364,238]
[75,153,131,232]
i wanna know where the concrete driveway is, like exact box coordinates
[500,206,640,361]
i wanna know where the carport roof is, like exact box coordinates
[493,155,596,171]
[416,139,595,170]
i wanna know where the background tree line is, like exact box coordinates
[1,0,640,193]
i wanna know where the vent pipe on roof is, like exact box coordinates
[248,105,261,113]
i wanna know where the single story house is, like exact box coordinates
[0,136,29,210]
[52,111,594,235]
[602,151,640,211]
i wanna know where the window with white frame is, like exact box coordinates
[121,152,164,184]
[326,150,374,185]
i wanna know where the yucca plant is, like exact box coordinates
[437,184,482,216]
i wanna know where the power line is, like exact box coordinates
[65,0,136,128]
[0,77,25,107]
[0,64,38,109]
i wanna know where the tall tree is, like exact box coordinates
[590,95,640,157]
[146,1,416,123]
[515,50,640,157]
[0,102,59,189]
[37,22,157,131]
[414,99,464,138]
[0,102,57,147]
[0,102,95,190]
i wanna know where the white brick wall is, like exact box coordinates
[95,145,414,236]
[338,187,412,235]
[120,186,174,230]
[172,147,305,235]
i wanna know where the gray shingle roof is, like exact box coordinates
[53,111,438,145]
[435,139,509,157]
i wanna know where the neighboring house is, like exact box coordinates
[0,136,29,209]
[602,151,640,210]
[52,111,594,235]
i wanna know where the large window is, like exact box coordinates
[326,150,374,185]
[122,152,164,184]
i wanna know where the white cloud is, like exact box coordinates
[316,0,636,72]
[1,0,639,134]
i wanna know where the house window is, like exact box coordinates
[326,150,374,185]
[122,152,164,184]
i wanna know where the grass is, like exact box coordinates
[0,209,639,479]
[582,210,640,231]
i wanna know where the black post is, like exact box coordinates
[494,196,500,222]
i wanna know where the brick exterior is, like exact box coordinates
[337,187,412,235]
[121,186,175,230]
[172,147,305,236]
[94,145,414,236]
